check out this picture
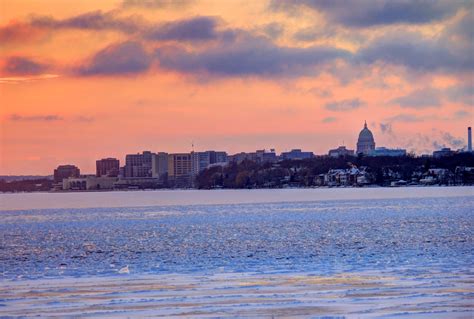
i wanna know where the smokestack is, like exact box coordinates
[469,127,472,152]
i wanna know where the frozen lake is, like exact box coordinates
[1,187,473,317]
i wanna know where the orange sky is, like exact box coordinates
[1,0,473,174]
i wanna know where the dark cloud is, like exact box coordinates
[325,98,365,111]
[356,30,474,72]
[292,26,339,42]
[322,116,337,123]
[77,41,151,76]
[30,11,142,34]
[146,16,219,41]
[389,88,442,108]
[155,33,351,77]
[293,28,322,42]
[260,23,284,39]
[271,0,464,27]
[3,7,470,82]
[122,0,194,9]
[9,114,63,121]
[0,21,43,43]
[2,56,49,75]
[26,13,226,43]
[444,12,474,45]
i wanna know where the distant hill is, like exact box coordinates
[0,175,53,182]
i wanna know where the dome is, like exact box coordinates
[358,122,375,142]
[356,121,376,154]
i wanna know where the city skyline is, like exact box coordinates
[1,0,473,174]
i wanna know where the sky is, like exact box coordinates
[0,0,473,174]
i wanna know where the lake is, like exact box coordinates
[1,187,473,318]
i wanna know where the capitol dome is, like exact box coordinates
[356,121,375,154]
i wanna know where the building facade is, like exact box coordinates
[124,151,153,178]
[433,148,454,158]
[356,121,376,155]
[191,151,228,176]
[168,153,193,187]
[63,176,117,190]
[328,146,354,157]
[96,158,119,177]
[369,147,407,157]
[151,152,168,181]
[281,149,314,160]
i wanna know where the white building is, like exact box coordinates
[369,147,407,157]
[328,146,354,157]
[356,121,376,155]
[63,176,117,190]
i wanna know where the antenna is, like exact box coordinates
[191,141,194,152]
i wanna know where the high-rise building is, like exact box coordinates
[124,151,153,178]
[151,152,168,180]
[191,151,228,176]
[96,158,119,177]
[53,165,80,183]
[168,153,192,187]
[468,127,472,152]
[356,121,376,155]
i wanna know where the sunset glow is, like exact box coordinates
[1,0,472,174]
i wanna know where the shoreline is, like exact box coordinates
[1,186,473,211]
[1,183,472,195]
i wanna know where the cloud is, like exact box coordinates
[260,23,284,39]
[146,16,220,41]
[356,30,474,72]
[325,98,365,111]
[446,84,474,105]
[389,88,442,108]
[271,0,464,27]
[77,41,151,76]
[0,74,59,84]
[308,87,332,98]
[385,114,424,123]
[11,13,227,44]
[322,116,337,123]
[454,110,471,119]
[1,56,50,75]
[9,114,63,121]
[155,33,351,77]
[30,11,142,34]
[444,11,474,45]
[0,21,44,43]
[122,0,194,9]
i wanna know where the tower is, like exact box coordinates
[468,127,472,152]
